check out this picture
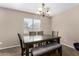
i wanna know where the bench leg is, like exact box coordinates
[58,46,62,56]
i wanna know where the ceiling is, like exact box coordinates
[0,3,79,16]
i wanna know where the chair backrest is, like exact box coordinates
[17,33,24,50]
[29,32,36,36]
[37,31,43,35]
[52,31,59,37]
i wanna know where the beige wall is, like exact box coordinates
[52,6,79,48]
[0,7,52,49]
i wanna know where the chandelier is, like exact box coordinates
[37,3,51,17]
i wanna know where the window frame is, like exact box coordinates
[24,18,41,31]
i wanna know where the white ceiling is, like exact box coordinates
[0,3,79,16]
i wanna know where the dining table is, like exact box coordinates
[24,35,61,56]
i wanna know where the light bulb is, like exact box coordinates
[38,7,42,12]
[36,11,40,14]
[47,11,50,15]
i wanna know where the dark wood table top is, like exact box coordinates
[24,35,61,44]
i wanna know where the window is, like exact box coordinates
[24,18,41,31]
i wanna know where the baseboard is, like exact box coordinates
[0,43,75,51]
[0,45,20,50]
[62,43,75,49]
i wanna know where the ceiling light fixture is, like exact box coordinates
[37,3,51,17]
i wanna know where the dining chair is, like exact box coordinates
[52,31,59,37]
[37,31,44,35]
[37,31,44,46]
[46,31,60,54]
[31,42,62,56]
[18,33,35,56]
[48,31,59,44]
[29,31,36,36]
[17,33,26,56]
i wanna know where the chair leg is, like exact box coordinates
[31,51,33,56]
[58,46,62,56]
[21,52,24,56]
[21,50,24,56]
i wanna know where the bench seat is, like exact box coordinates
[31,43,62,56]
